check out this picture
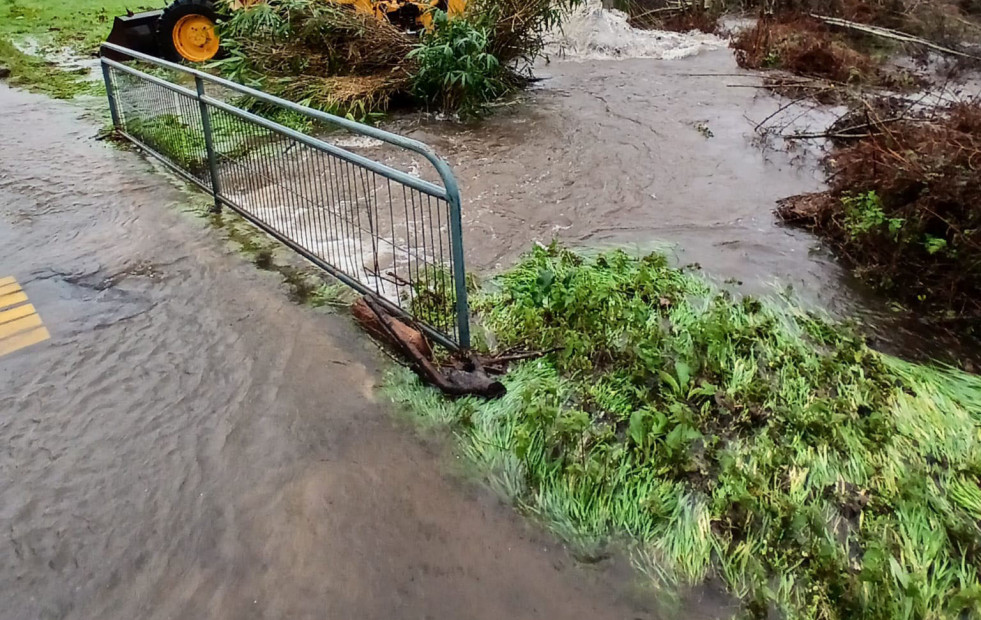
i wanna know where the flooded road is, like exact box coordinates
[0,86,671,619]
[1,37,964,618]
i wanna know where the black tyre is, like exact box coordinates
[156,0,220,63]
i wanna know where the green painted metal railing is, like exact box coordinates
[100,42,470,349]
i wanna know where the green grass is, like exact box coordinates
[125,110,266,173]
[0,38,94,98]
[0,0,151,96]
[127,114,209,172]
[386,243,981,620]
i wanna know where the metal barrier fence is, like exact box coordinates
[99,42,470,350]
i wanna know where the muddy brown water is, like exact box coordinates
[0,47,964,620]
[382,51,841,294]
[0,85,699,619]
[369,50,973,361]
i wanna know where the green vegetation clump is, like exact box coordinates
[408,11,507,118]
[127,114,209,172]
[388,243,981,619]
[125,109,260,173]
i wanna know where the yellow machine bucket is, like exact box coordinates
[336,0,467,30]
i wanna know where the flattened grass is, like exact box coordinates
[387,243,981,619]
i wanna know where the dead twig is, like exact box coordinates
[783,116,908,140]
[355,296,505,398]
[480,347,561,365]
[813,14,981,61]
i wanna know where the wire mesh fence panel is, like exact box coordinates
[206,104,461,341]
[107,64,211,189]
[101,45,469,349]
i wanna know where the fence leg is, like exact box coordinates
[100,61,121,130]
[446,191,471,349]
[195,76,222,214]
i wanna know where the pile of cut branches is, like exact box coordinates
[216,0,569,118]
[731,14,924,102]
[217,0,415,115]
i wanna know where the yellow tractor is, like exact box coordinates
[105,0,466,63]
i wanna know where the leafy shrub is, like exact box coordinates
[408,11,507,117]
[780,102,981,323]
[467,0,569,69]
[841,190,904,238]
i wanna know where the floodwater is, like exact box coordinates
[0,85,678,619]
[371,50,975,361]
[383,51,850,303]
[0,38,964,620]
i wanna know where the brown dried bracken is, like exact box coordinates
[777,100,981,326]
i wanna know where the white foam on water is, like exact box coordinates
[330,135,385,149]
[547,0,725,61]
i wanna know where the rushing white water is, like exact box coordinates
[547,0,725,61]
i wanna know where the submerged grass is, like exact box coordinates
[386,243,981,619]
[0,38,94,98]
[0,0,141,96]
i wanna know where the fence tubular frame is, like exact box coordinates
[100,42,471,350]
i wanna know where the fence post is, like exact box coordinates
[100,61,121,130]
[195,75,222,214]
[446,188,471,349]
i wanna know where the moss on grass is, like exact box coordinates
[386,243,981,620]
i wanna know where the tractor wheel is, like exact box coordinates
[157,0,220,63]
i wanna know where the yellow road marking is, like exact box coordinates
[0,277,50,358]
[0,326,50,358]
[0,290,29,310]
[0,303,37,326]
[0,313,43,340]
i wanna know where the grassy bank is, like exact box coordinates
[387,244,981,619]
[0,0,144,96]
